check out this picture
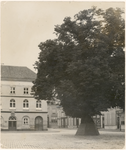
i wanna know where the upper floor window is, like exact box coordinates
[30,88,35,95]
[10,87,15,94]
[24,88,28,94]
[10,99,15,108]
[36,100,41,108]
[23,99,29,108]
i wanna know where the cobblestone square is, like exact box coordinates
[0,129,125,149]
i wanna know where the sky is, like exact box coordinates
[1,1,125,72]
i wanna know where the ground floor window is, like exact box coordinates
[23,117,29,125]
[51,117,57,123]
[1,116,4,127]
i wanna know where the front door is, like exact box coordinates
[35,116,43,130]
[8,116,16,130]
[9,121,16,130]
[117,117,120,129]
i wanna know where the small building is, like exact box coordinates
[101,108,125,131]
[49,104,125,131]
[47,103,59,128]
[57,107,81,128]
[1,65,47,131]
[47,101,81,129]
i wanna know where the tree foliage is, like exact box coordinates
[33,7,125,118]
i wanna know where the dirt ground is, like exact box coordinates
[1,128,125,149]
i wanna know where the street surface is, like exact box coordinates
[0,128,125,149]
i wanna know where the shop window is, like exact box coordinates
[23,99,29,108]
[10,99,15,108]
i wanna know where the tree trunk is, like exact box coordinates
[76,115,99,136]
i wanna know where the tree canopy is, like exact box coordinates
[33,7,125,118]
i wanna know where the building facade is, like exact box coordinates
[47,103,81,129]
[57,107,81,128]
[1,65,47,131]
[48,103,125,131]
[101,108,125,131]
[47,103,58,128]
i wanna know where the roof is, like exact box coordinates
[1,65,36,82]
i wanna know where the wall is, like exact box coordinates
[1,81,33,96]
[1,112,47,130]
[1,97,47,112]
[1,80,47,130]
[101,108,125,130]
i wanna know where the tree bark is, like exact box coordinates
[76,115,99,136]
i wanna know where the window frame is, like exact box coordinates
[36,100,41,109]
[23,99,29,108]
[10,99,16,108]
[23,117,29,125]
[10,87,15,94]
[24,87,29,95]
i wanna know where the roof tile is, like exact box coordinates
[1,65,36,82]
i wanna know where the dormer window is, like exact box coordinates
[24,88,28,94]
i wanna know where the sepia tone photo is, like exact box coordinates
[0,1,125,149]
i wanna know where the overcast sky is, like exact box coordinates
[1,1,125,72]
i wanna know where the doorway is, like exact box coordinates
[8,116,16,130]
[117,116,120,129]
[35,116,43,130]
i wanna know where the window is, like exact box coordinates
[51,117,57,123]
[9,116,16,121]
[36,100,41,108]
[24,88,28,94]
[121,121,125,125]
[10,87,15,94]
[23,99,29,108]
[30,88,35,95]
[23,117,29,125]
[10,99,15,108]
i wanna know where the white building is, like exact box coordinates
[101,108,125,131]
[57,107,125,131]
[1,65,47,131]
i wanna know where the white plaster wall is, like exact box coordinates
[1,81,33,96]
[1,97,47,112]
[1,112,47,130]
[102,108,117,126]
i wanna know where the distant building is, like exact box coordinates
[1,65,47,131]
[47,103,58,128]
[57,107,81,128]
[48,103,125,131]
[47,100,81,128]
[101,108,125,131]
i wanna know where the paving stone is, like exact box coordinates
[1,129,125,149]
